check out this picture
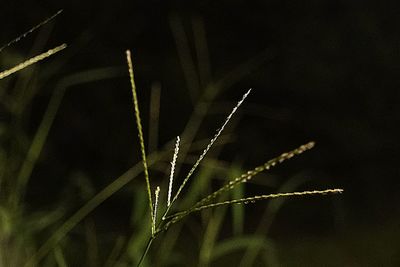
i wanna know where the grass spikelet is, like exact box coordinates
[153,186,160,234]
[126,50,154,231]
[167,136,180,207]
[194,141,315,208]
[0,10,63,53]
[0,44,67,80]
[190,188,343,212]
[163,189,343,226]
[168,89,252,209]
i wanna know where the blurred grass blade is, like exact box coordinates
[211,235,274,262]
[172,49,273,182]
[199,206,227,267]
[230,166,245,235]
[239,174,311,267]
[12,67,123,208]
[148,82,161,153]
[25,150,166,266]
[192,16,212,88]
[53,246,68,267]
[85,219,99,267]
[104,236,125,267]
[169,14,200,102]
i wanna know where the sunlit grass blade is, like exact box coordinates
[0,44,67,80]
[126,50,154,232]
[167,89,251,212]
[0,10,63,53]
[193,141,315,208]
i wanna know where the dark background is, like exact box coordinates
[1,0,400,266]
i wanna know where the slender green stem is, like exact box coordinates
[137,237,154,267]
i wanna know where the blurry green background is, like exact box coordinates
[1,0,399,266]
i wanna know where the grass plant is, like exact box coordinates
[0,11,344,266]
[124,51,343,266]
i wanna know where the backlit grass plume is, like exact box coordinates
[125,50,343,267]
